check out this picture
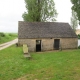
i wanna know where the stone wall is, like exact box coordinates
[18,39,36,51]
[60,38,78,49]
[18,38,78,52]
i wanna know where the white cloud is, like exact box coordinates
[0,0,26,33]
[54,0,72,23]
[0,0,25,15]
[0,25,18,33]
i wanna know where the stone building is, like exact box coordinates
[18,21,78,52]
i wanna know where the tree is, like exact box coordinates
[22,0,57,22]
[71,0,80,24]
[71,10,78,31]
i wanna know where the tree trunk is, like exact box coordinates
[37,0,41,22]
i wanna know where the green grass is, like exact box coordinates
[0,46,80,80]
[0,33,17,44]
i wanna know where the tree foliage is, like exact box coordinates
[71,0,80,24]
[22,0,57,22]
[71,10,78,31]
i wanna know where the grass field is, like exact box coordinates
[0,45,80,80]
[0,33,17,44]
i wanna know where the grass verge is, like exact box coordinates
[0,33,17,44]
[0,46,80,80]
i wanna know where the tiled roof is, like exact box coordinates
[18,21,77,39]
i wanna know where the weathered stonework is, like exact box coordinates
[60,38,78,49]
[18,38,78,52]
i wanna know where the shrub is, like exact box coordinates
[9,33,13,36]
[0,32,5,37]
[78,45,80,49]
[77,34,80,39]
[9,33,17,37]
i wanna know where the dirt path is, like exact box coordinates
[0,38,18,50]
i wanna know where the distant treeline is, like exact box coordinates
[0,32,17,38]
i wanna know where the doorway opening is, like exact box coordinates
[54,39,60,50]
[36,40,41,52]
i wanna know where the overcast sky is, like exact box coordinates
[0,0,79,33]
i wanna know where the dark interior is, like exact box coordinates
[54,39,60,50]
[36,40,41,52]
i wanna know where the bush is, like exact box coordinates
[0,32,5,37]
[9,33,17,37]
[77,34,80,39]
[78,45,80,49]
[9,33,13,36]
